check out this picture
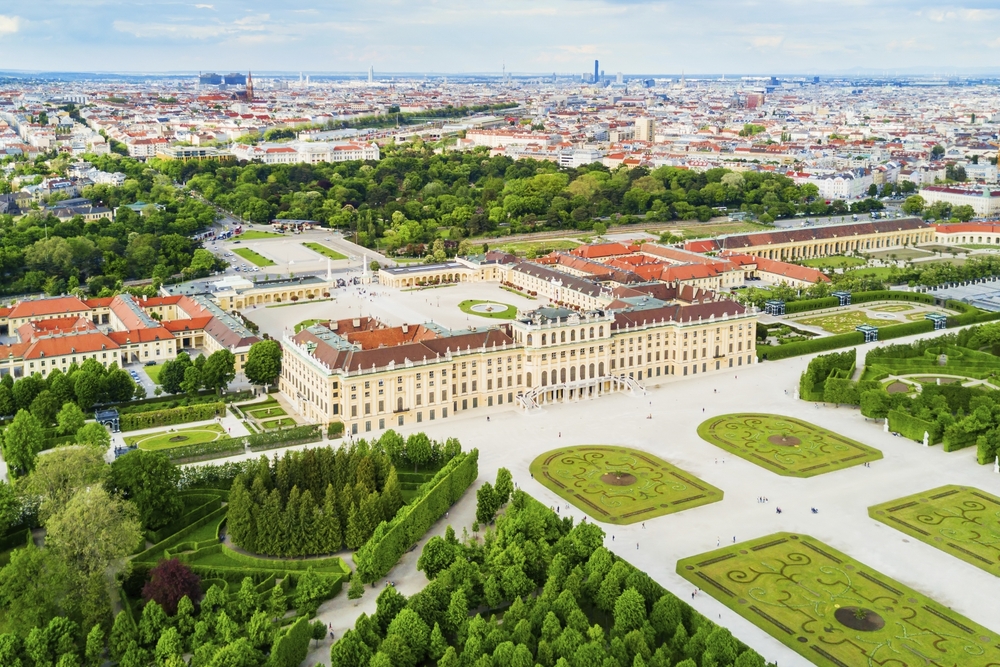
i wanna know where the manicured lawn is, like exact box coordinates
[796,310,896,334]
[868,248,933,261]
[236,230,283,240]
[232,247,276,267]
[144,363,163,383]
[248,405,287,419]
[303,242,347,260]
[869,485,1000,576]
[845,267,895,280]
[677,532,1000,667]
[126,424,226,451]
[868,303,914,312]
[529,446,723,524]
[697,414,881,477]
[494,240,581,255]
[262,417,296,429]
[458,299,517,319]
[919,257,968,267]
[294,319,324,333]
[801,255,866,269]
[677,221,770,238]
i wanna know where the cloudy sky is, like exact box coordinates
[0,0,999,75]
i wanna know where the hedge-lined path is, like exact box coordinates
[106,414,251,463]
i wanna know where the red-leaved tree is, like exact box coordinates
[142,558,202,615]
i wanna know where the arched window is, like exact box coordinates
[589,363,595,378]
[599,326,604,337]
[561,331,566,343]
[542,334,547,345]
[527,334,533,346]
[526,372,532,388]
[571,330,576,342]
[599,362,605,375]
[560,368,566,383]
[589,327,594,339]
[579,365,585,380]
[397,397,403,411]
[570,366,576,381]
[541,371,548,387]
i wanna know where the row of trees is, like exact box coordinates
[901,194,976,222]
[333,490,768,667]
[226,442,405,557]
[157,350,236,397]
[0,358,139,418]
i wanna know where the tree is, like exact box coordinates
[348,572,365,600]
[953,204,976,222]
[613,588,647,636]
[311,620,327,647]
[931,144,945,158]
[44,486,142,580]
[385,608,430,665]
[267,584,287,622]
[30,389,61,427]
[56,403,86,436]
[154,627,183,666]
[142,559,202,615]
[84,624,105,667]
[3,409,45,475]
[418,536,456,579]
[235,577,259,622]
[244,340,282,387]
[902,195,925,216]
[0,480,21,534]
[405,433,432,472]
[158,354,191,395]
[867,183,878,197]
[107,449,183,530]
[294,568,333,617]
[494,468,513,507]
[180,365,202,398]
[476,482,499,525]
[201,349,236,395]
[0,543,69,635]
[22,446,108,521]
[76,423,110,450]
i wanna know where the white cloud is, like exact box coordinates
[749,35,784,49]
[0,14,21,35]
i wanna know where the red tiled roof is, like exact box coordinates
[162,316,213,332]
[108,327,174,345]
[23,332,119,359]
[9,296,90,319]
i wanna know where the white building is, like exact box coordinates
[921,186,1000,218]
[634,117,655,142]
[230,141,380,165]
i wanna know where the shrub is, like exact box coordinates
[888,410,941,444]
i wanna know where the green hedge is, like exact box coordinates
[121,402,224,431]
[246,424,321,452]
[144,494,223,543]
[0,527,31,552]
[878,320,935,341]
[943,425,979,453]
[117,391,252,415]
[354,449,479,583]
[759,332,865,360]
[888,410,942,444]
[799,350,855,401]
[270,616,313,667]
[327,421,344,438]
[784,296,839,314]
[133,506,228,565]
[852,291,934,305]
[160,437,245,463]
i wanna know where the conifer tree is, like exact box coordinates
[345,503,365,549]
[380,468,404,520]
[299,489,317,555]
[257,488,283,555]
[284,486,302,557]
[322,484,343,552]
[267,584,287,623]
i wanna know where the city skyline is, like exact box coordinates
[0,0,999,75]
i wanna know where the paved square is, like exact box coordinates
[677,532,1000,667]
[529,445,722,524]
[869,485,1000,576]
[697,413,883,477]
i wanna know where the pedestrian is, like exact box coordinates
[702,407,705,412]
[717,537,720,547]
[612,535,615,541]
[642,522,645,529]
[637,542,639,550]
[733,536,736,543]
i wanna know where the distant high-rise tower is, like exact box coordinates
[594,60,599,84]
[246,72,254,101]
[616,71,623,84]
[368,66,374,83]
[634,117,655,142]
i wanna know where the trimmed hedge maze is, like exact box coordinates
[678,532,1000,667]
[529,446,723,524]
[697,414,882,477]
[869,485,1000,576]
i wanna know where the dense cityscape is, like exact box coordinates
[1,9,1000,667]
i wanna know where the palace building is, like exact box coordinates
[279,290,756,435]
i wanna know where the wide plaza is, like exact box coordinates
[282,326,1000,667]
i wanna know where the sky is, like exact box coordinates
[1,0,999,75]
